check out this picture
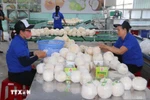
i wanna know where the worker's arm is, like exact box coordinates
[63,19,67,24]
[4,16,12,22]
[99,43,128,55]
[18,56,38,67]
[29,50,43,57]
[0,16,4,20]
[29,52,34,57]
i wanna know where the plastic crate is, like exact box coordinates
[131,30,139,35]
[140,30,150,38]
[69,36,84,41]
[83,36,95,41]
[37,40,64,56]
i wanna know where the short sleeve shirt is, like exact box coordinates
[52,12,64,29]
[114,33,143,67]
[6,35,32,73]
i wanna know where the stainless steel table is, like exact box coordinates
[26,74,150,100]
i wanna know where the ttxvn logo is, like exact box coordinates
[11,90,30,95]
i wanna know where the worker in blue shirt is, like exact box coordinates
[6,19,46,86]
[99,20,143,74]
[52,6,66,29]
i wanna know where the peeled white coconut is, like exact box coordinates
[54,36,64,41]
[93,53,103,61]
[59,29,65,36]
[109,59,120,70]
[43,82,55,93]
[89,62,95,69]
[44,63,55,70]
[43,70,54,82]
[57,56,65,64]
[36,63,45,74]
[78,64,90,72]
[80,45,87,53]
[72,32,76,37]
[66,52,76,61]
[56,82,66,92]
[79,68,89,74]
[47,56,58,65]
[140,39,150,54]
[81,31,86,37]
[93,46,101,55]
[98,80,112,99]
[54,64,64,73]
[50,29,55,35]
[80,72,92,85]
[100,78,112,85]
[103,59,110,67]
[117,63,128,75]
[92,80,100,87]
[120,77,132,90]
[114,56,118,60]
[72,27,77,32]
[43,57,51,64]
[112,80,124,97]
[65,40,75,48]
[68,44,80,54]
[68,29,73,35]
[85,63,91,71]
[70,83,81,94]
[85,29,90,35]
[75,57,85,66]
[78,27,85,32]
[132,77,147,91]
[62,34,69,42]
[64,27,70,32]
[68,39,75,44]
[71,71,81,83]
[76,52,84,57]
[55,71,66,82]
[51,52,60,58]
[103,51,114,61]
[59,48,69,58]
[76,31,82,37]
[55,29,60,35]
[81,82,97,100]
[83,54,92,62]
[86,47,93,55]
[89,30,95,36]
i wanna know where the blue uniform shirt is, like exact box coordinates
[6,35,32,73]
[52,12,64,29]
[114,33,143,67]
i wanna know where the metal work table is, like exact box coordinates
[26,40,150,100]
[26,73,150,100]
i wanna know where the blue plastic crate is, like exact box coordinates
[37,39,65,56]
[140,30,150,38]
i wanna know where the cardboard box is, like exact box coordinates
[96,66,108,79]
[64,67,77,81]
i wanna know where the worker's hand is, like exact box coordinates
[0,16,4,20]
[99,43,107,49]
[36,51,47,58]
[33,50,41,56]
[9,19,13,22]
[31,64,36,69]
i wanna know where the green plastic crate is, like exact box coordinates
[69,36,84,41]
[83,36,95,41]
